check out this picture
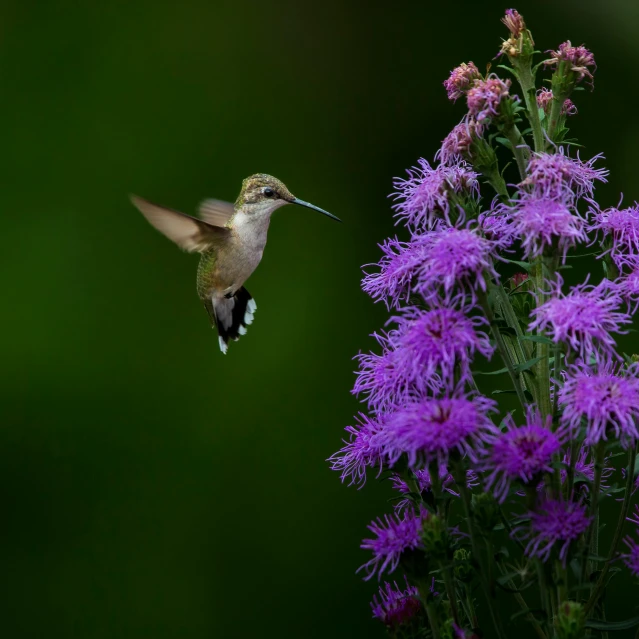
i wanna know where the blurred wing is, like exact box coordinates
[131,195,230,252]
[197,198,235,227]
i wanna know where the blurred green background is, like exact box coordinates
[2,0,639,636]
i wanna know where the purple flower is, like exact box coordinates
[412,226,500,303]
[466,76,516,124]
[444,62,481,102]
[437,118,484,165]
[622,535,639,577]
[588,202,639,260]
[558,446,613,494]
[361,237,428,308]
[484,409,563,503]
[391,159,479,229]
[522,148,608,201]
[352,331,409,413]
[328,414,385,487]
[497,193,587,262]
[615,256,639,307]
[359,508,427,580]
[391,467,479,511]
[501,8,526,37]
[370,578,422,627]
[544,41,596,87]
[529,277,631,360]
[558,360,639,447]
[352,299,492,411]
[518,498,591,564]
[536,88,577,116]
[391,301,494,387]
[379,394,499,471]
[362,226,499,307]
[478,208,515,248]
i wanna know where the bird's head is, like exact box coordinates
[235,174,340,222]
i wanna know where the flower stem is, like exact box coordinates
[477,289,528,409]
[584,444,638,616]
[514,63,544,153]
[498,566,548,639]
[581,441,606,586]
[546,93,565,146]
[504,123,530,181]
[454,461,507,639]
[532,256,552,419]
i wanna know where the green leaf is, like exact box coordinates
[514,355,544,373]
[475,366,510,376]
[634,455,639,477]
[495,137,512,150]
[504,258,533,272]
[521,334,554,345]
[492,389,518,395]
[585,616,639,631]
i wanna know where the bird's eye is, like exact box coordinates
[263,187,275,198]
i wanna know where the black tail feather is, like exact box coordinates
[213,287,256,354]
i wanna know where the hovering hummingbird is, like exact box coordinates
[131,174,341,354]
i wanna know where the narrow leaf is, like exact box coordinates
[585,616,639,631]
[521,334,554,345]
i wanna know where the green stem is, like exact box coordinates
[425,599,441,639]
[431,471,461,627]
[464,588,479,631]
[581,442,606,586]
[515,63,544,153]
[477,289,528,409]
[565,438,579,500]
[492,282,532,359]
[546,93,565,147]
[532,256,552,418]
[584,444,638,616]
[498,566,548,639]
[454,461,507,639]
[504,124,530,181]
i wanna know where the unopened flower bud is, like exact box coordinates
[555,601,585,639]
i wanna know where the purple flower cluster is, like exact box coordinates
[444,62,481,102]
[545,40,597,86]
[529,277,631,360]
[379,394,498,471]
[328,414,384,487]
[536,88,577,116]
[559,360,639,447]
[519,499,591,564]
[437,118,484,165]
[466,76,516,124]
[359,508,428,580]
[370,578,422,627]
[391,159,479,229]
[501,8,526,38]
[522,149,608,201]
[362,224,499,308]
[623,506,639,577]
[352,299,493,412]
[588,202,639,261]
[331,10,639,627]
[484,409,563,502]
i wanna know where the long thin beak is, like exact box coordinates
[291,198,342,222]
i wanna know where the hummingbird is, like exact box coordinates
[131,174,341,354]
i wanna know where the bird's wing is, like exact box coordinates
[131,195,230,253]
[197,198,235,228]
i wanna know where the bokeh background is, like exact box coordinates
[2,0,639,637]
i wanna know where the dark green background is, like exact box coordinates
[2,1,638,637]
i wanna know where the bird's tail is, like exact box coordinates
[211,287,257,354]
